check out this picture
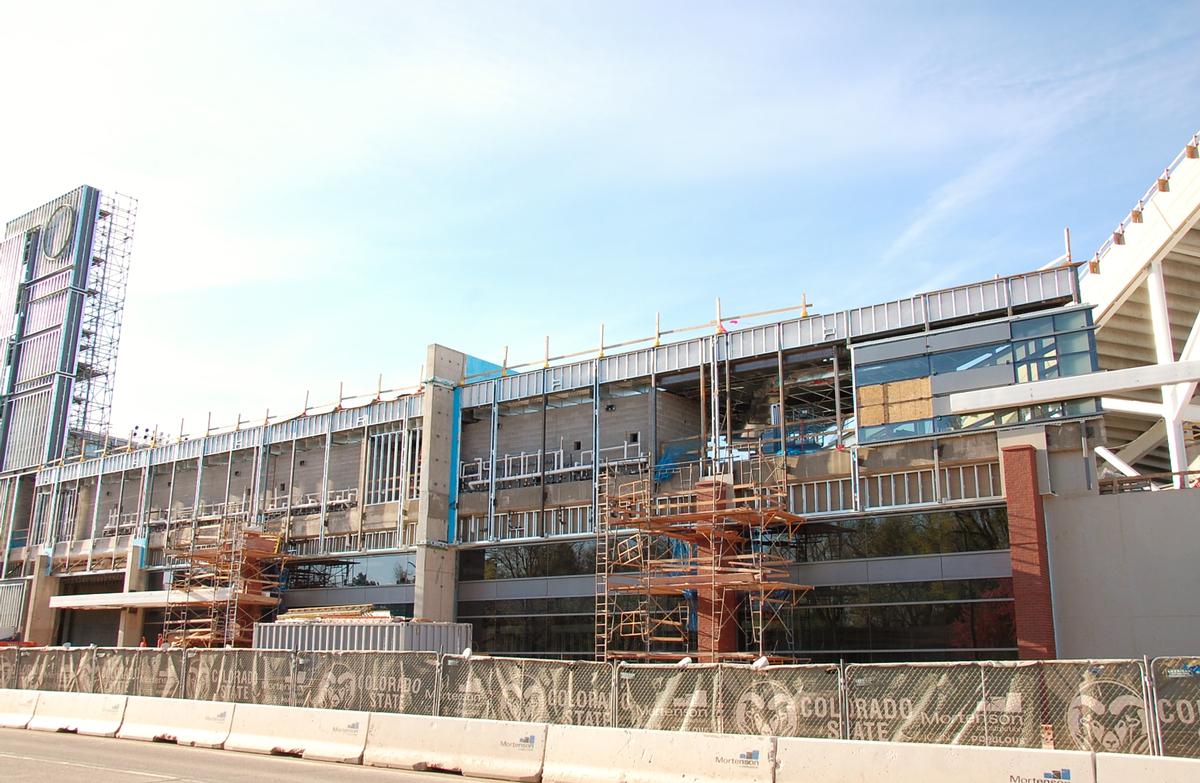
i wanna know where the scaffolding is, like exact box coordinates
[595,453,812,663]
[68,192,135,457]
[163,516,284,647]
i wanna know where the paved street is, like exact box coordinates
[0,728,491,782]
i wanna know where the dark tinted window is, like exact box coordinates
[458,540,596,581]
[796,507,1008,562]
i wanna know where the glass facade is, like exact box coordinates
[796,507,1008,562]
[855,308,1099,444]
[775,578,1016,661]
[458,597,595,659]
[455,508,1013,661]
[458,540,595,581]
[284,552,416,588]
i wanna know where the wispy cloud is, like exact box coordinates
[1,3,1197,433]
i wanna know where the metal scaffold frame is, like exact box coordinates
[596,459,812,663]
[68,192,135,456]
[163,515,285,647]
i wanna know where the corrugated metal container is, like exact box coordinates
[252,620,471,653]
[0,579,28,640]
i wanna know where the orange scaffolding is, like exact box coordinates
[595,456,812,663]
[163,517,284,648]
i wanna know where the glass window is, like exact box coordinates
[1012,337,1057,363]
[1015,357,1057,383]
[1054,330,1091,354]
[1058,352,1094,377]
[458,540,596,581]
[870,601,1016,650]
[1066,398,1100,416]
[1052,310,1089,332]
[795,508,1009,562]
[855,355,930,387]
[1011,315,1053,340]
[858,418,935,443]
[929,343,1012,375]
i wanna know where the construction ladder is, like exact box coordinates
[594,465,611,661]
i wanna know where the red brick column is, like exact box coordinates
[694,478,739,662]
[696,554,740,661]
[1001,445,1057,659]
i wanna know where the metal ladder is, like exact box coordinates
[215,518,245,647]
[594,465,611,661]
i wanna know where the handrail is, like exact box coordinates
[1099,468,1200,494]
[1082,131,1200,278]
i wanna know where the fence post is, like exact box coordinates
[714,664,723,734]
[181,648,189,700]
[1143,655,1161,756]
[839,660,849,740]
[611,662,622,728]
[290,650,299,708]
[89,645,98,693]
[434,654,444,717]
[979,663,990,746]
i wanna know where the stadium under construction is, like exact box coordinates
[1,133,1199,664]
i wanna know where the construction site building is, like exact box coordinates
[1,133,1199,662]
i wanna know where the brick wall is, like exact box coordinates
[1001,444,1057,659]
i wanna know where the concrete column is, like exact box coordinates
[1146,260,1188,486]
[73,479,95,541]
[1001,444,1057,659]
[414,344,466,621]
[116,537,147,647]
[23,553,61,645]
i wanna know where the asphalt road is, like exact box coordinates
[0,727,494,782]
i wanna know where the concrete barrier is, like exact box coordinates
[223,702,369,763]
[1096,752,1200,782]
[117,696,235,748]
[365,712,547,782]
[0,688,38,728]
[27,690,127,737]
[542,724,774,783]
[775,736,1096,783]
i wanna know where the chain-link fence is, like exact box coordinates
[1151,656,1200,759]
[0,648,18,689]
[18,647,94,691]
[719,663,843,738]
[2,648,1198,759]
[844,660,1152,754]
[92,648,186,698]
[616,663,719,732]
[440,655,613,726]
[186,649,296,706]
[297,651,437,715]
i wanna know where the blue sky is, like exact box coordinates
[1,2,1198,439]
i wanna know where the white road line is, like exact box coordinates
[0,750,178,779]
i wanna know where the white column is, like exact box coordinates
[1146,260,1188,486]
